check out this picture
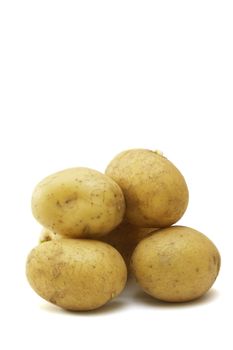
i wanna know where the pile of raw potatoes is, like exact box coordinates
[26,149,221,311]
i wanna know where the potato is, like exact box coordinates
[32,167,125,238]
[105,149,189,227]
[101,223,156,268]
[26,239,127,311]
[131,226,221,302]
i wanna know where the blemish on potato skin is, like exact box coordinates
[49,297,57,304]
[196,268,199,272]
[52,266,62,279]
[82,225,90,235]
[49,290,66,304]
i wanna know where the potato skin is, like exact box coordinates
[26,239,127,311]
[131,226,221,302]
[32,167,125,238]
[39,224,156,270]
[105,149,189,227]
[101,223,156,269]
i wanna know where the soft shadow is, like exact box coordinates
[40,299,127,316]
[133,287,220,308]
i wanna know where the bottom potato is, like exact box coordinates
[26,239,127,311]
[131,226,221,302]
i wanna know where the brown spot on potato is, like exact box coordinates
[49,297,57,304]
[52,266,62,279]
[82,225,90,235]
[65,194,77,205]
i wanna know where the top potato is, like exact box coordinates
[105,149,189,228]
[32,167,125,238]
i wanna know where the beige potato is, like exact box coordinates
[131,226,221,302]
[101,223,156,268]
[26,239,127,311]
[105,149,189,227]
[32,167,125,238]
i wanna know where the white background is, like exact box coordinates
[0,1,232,349]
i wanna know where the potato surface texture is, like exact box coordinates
[39,227,59,243]
[39,224,156,269]
[101,223,156,268]
[26,239,127,311]
[32,167,125,238]
[131,226,221,302]
[105,149,189,227]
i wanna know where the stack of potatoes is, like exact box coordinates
[26,149,221,311]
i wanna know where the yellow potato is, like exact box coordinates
[32,167,125,238]
[101,223,156,268]
[131,226,221,302]
[26,239,127,311]
[105,149,189,227]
